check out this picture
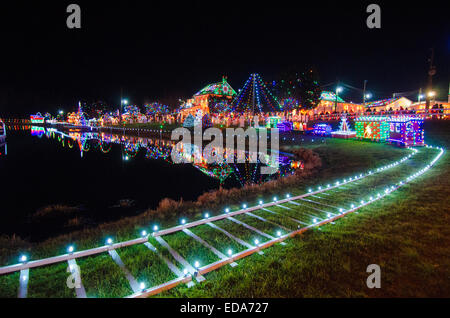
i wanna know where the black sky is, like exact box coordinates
[0,0,448,116]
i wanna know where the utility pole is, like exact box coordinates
[363,80,367,107]
[426,48,436,110]
[334,81,340,113]
[120,87,123,126]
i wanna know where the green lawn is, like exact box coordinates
[1,121,448,298]
[157,121,450,297]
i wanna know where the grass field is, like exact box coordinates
[0,121,448,298]
[158,121,450,297]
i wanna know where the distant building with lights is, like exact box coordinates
[365,97,412,112]
[180,77,237,117]
[311,91,364,115]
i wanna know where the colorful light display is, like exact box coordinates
[313,123,332,136]
[331,115,356,138]
[144,102,170,115]
[30,113,45,124]
[388,116,424,147]
[355,116,390,141]
[266,116,282,128]
[232,73,281,113]
[277,122,293,132]
[292,122,307,131]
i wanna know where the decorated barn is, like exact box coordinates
[180,77,237,117]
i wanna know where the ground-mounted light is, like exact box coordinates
[67,245,75,254]
[242,204,247,209]
[20,255,27,263]
[351,204,355,209]
[327,213,331,218]
[360,200,365,205]
[153,225,159,232]
[181,219,186,225]
[227,249,233,256]
[106,238,113,245]
[254,239,259,245]
[204,213,209,218]
[318,186,322,190]
[225,208,230,213]
[183,268,189,276]
[339,208,343,213]
[313,218,317,224]
[259,200,263,205]
[141,230,147,237]
[194,261,200,268]
[273,197,278,202]
[308,189,312,193]
[286,194,290,198]
[140,282,146,291]
[276,231,282,237]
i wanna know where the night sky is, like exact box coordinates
[0,0,448,116]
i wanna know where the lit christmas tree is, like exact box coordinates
[232,73,280,113]
[339,115,351,132]
[331,115,356,138]
[183,114,195,128]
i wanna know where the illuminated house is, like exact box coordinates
[312,91,363,114]
[388,116,424,147]
[409,101,450,114]
[365,97,412,112]
[181,77,237,116]
[355,116,390,141]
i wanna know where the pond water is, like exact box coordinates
[0,126,298,241]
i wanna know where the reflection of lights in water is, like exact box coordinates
[32,128,303,187]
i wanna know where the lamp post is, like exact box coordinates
[120,99,128,127]
[364,93,372,107]
[335,87,343,114]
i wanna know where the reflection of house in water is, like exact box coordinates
[36,128,304,186]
